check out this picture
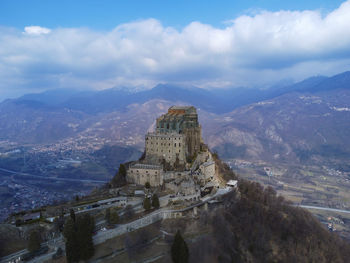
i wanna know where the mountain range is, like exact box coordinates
[0,71,350,168]
[9,71,350,115]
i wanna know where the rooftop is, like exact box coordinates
[169,106,194,110]
[130,163,163,170]
[227,180,238,187]
[166,105,197,116]
[146,132,184,137]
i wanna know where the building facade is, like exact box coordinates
[126,163,164,186]
[145,106,202,165]
[145,132,186,164]
[126,106,204,187]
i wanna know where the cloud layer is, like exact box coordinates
[24,26,51,35]
[1,1,350,98]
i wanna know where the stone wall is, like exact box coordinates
[154,106,203,158]
[164,171,188,181]
[126,163,164,186]
[169,193,201,203]
[183,126,202,157]
[145,133,186,165]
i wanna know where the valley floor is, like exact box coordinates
[229,159,350,240]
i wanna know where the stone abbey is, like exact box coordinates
[126,106,218,189]
[145,106,203,165]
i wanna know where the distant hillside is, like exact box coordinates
[205,88,350,167]
[0,99,91,143]
[0,70,349,164]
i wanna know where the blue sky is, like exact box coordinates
[1,0,350,100]
[1,0,345,30]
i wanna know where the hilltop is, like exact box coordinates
[2,105,350,263]
[2,152,350,262]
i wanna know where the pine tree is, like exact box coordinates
[111,163,127,187]
[63,215,95,262]
[63,218,79,263]
[152,194,160,209]
[171,230,189,263]
[119,163,126,176]
[76,214,94,261]
[143,198,151,211]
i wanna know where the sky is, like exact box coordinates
[1,0,350,99]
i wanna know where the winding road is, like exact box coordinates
[297,205,350,214]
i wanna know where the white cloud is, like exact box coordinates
[24,26,51,35]
[1,1,350,98]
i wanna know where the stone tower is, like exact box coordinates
[145,106,203,165]
[126,105,206,186]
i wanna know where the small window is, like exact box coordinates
[174,143,176,147]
